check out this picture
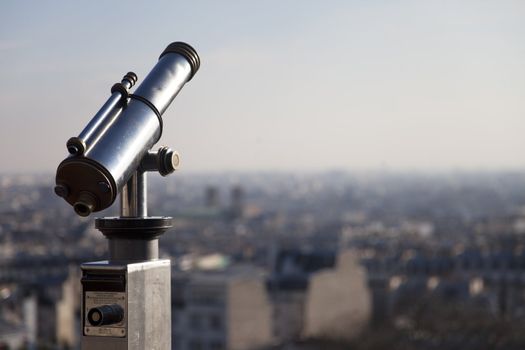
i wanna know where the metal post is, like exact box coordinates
[120,171,147,217]
[81,154,173,349]
[81,167,172,349]
[136,171,147,217]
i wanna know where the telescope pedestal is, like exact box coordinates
[80,217,172,350]
[53,41,199,350]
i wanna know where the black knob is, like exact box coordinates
[158,146,180,176]
[159,42,200,81]
[122,72,138,87]
[66,137,86,156]
[87,304,124,326]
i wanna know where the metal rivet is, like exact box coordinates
[98,181,111,193]
[54,185,69,198]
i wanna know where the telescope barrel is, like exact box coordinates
[79,91,123,146]
[120,171,148,218]
[55,42,200,216]
[135,42,199,115]
[67,73,137,156]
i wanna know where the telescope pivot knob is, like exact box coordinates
[140,146,180,176]
[158,146,180,176]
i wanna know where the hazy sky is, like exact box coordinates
[0,1,524,173]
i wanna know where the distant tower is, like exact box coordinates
[205,186,220,208]
[368,275,389,324]
[230,185,244,219]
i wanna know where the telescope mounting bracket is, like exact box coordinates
[96,146,180,262]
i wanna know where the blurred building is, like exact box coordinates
[268,249,371,344]
[205,186,220,209]
[303,250,371,339]
[0,261,80,349]
[172,266,273,350]
[0,288,36,350]
[56,267,80,348]
[229,186,244,220]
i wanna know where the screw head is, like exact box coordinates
[54,185,69,198]
[97,181,111,193]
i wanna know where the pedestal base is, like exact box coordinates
[80,259,171,350]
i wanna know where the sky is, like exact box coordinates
[0,1,524,173]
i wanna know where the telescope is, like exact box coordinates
[55,41,199,217]
[54,42,200,350]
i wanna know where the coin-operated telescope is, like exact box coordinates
[54,42,200,350]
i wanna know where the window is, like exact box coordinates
[188,339,203,350]
[209,314,222,331]
[209,340,224,350]
[189,313,202,330]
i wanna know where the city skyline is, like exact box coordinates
[2,170,525,348]
[1,1,524,173]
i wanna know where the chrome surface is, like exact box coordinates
[78,92,123,151]
[136,172,147,217]
[120,183,129,216]
[85,101,160,196]
[78,77,133,152]
[120,172,147,217]
[133,53,192,114]
[120,176,134,217]
[56,42,199,215]
[81,260,171,350]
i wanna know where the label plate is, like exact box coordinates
[84,291,126,337]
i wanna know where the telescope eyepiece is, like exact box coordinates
[74,192,97,217]
[74,202,91,217]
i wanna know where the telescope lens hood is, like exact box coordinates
[159,42,200,81]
